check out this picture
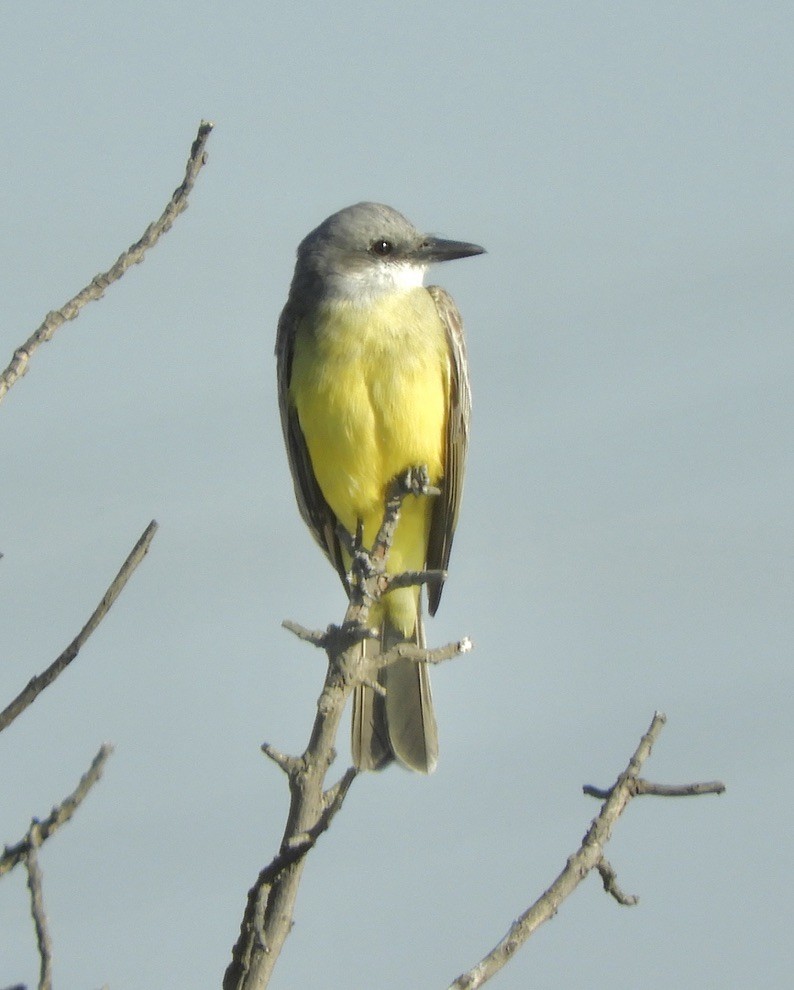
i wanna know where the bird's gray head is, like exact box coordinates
[290,202,484,305]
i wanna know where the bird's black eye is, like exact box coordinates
[370,239,393,256]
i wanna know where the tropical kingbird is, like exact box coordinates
[276,202,483,772]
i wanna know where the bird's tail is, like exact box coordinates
[351,615,438,773]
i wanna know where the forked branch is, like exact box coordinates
[447,712,725,989]
[1,745,111,990]
[1,744,113,879]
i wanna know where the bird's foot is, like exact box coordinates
[400,465,441,498]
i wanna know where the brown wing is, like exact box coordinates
[425,285,472,616]
[275,303,348,587]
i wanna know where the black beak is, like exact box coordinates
[414,236,486,264]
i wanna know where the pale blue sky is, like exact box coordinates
[2,2,792,987]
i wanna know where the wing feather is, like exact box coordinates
[425,285,471,616]
[275,304,347,586]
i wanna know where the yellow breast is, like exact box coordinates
[290,287,450,630]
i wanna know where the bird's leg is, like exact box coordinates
[334,519,360,556]
[347,467,442,611]
[339,467,444,653]
[336,518,372,583]
[345,517,379,609]
[337,520,379,643]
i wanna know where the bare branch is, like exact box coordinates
[281,619,377,654]
[322,768,357,813]
[0,120,213,403]
[280,620,328,646]
[358,675,387,696]
[1,744,113,878]
[2,746,111,988]
[25,839,53,990]
[377,637,472,669]
[225,469,439,990]
[260,744,303,778]
[632,778,726,797]
[262,767,357,876]
[447,712,725,989]
[0,521,158,734]
[583,777,726,800]
[380,567,447,594]
[596,856,638,906]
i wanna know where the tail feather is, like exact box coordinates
[350,616,438,774]
[351,638,392,771]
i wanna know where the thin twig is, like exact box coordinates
[25,839,53,990]
[0,120,213,403]
[2,746,112,988]
[323,768,358,812]
[260,744,302,777]
[280,620,328,647]
[447,712,724,989]
[0,521,158,734]
[583,777,726,800]
[380,567,447,594]
[632,778,725,797]
[1,744,113,878]
[358,675,387,696]
[596,856,638,906]
[377,637,472,669]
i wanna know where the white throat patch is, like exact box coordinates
[332,260,428,303]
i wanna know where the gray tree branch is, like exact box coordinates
[1,744,113,879]
[0,119,213,403]
[0,521,158,735]
[24,841,52,990]
[1,745,111,989]
[447,712,725,989]
[224,470,471,990]
[2,120,209,990]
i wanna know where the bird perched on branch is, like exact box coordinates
[277,202,483,772]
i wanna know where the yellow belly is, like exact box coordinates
[290,288,450,634]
